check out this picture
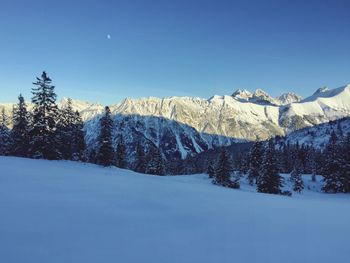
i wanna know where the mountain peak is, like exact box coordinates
[277,92,302,105]
[231,89,252,100]
[313,86,330,95]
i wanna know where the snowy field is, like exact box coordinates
[0,157,349,263]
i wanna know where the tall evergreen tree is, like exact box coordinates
[213,149,232,187]
[10,94,30,157]
[290,159,304,193]
[207,160,215,179]
[322,131,343,193]
[57,98,76,160]
[135,141,146,173]
[71,110,86,161]
[257,140,283,194]
[115,136,127,168]
[0,108,11,155]
[29,71,60,160]
[341,132,350,192]
[96,106,114,166]
[247,140,263,185]
[146,144,165,175]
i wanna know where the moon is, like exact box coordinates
[107,34,111,40]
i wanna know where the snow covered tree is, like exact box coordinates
[29,71,60,160]
[115,136,127,168]
[146,144,165,175]
[290,159,304,193]
[257,140,283,194]
[135,141,146,173]
[0,108,11,155]
[96,106,115,166]
[247,140,263,185]
[322,131,343,193]
[10,94,30,157]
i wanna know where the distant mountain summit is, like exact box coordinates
[277,92,302,105]
[232,88,302,105]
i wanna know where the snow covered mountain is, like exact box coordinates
[277,92,302,105]
[1,84,350,160]
[232,89,302,105]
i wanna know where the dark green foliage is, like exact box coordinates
[135,141,146,173]
[29,71,61,160]
[57,98,76,160]
[71,110,86,161]
[116,136,127,168]
[0,108,11,155]
[146,144,165,175]
[212,149,239,188]
[341,132,350,192]
[322,132,343,193]
[10,94,30,157]
[247,140,263,185]
[290,159,304,193]
[96,106,115,166]
[257,140,283,194]
[207,160,215,179]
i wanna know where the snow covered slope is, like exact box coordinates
[0,157,349,263]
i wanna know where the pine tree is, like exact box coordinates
[257,140,283,194]
[290,159,304,193]
[322,131,343,193]
[135,141,146,173]
[96,106,114,166]
[57,98,76,160]
[29,71,60,160]
[341,132,350,192]
[146,144,165,175]
[247,140,263,185]
[281,142,292,173]
[213,149,232,187]
[231,171,241,189]
[207,160,215,179]
[10,94,30,157]
[116,136,127,168]
[334,131,350,193]
[71,110,86,161]
[0,108,11,155]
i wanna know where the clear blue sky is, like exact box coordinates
[1,0,349,104]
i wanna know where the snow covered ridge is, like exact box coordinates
[1,156,349,263]
[1,85,350,159]
[231,88,302,105]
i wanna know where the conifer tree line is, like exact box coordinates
[209,128,350,194]
[0,72,86,161]
[0,71,166,175]
[92,105,165,175]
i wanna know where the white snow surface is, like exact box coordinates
[0,157,349,263]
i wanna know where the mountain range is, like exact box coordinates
[1,84,350,161]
